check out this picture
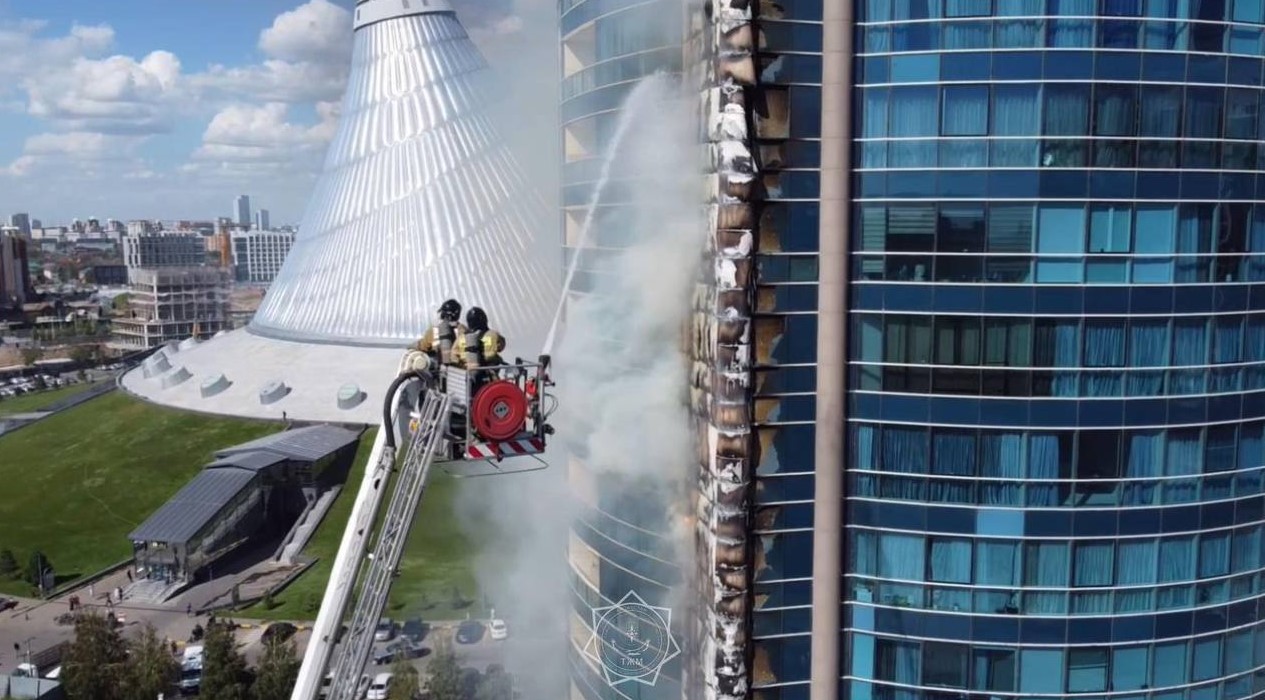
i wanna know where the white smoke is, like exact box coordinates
[452,73,702,700]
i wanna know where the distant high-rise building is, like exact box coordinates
[30,218,41,230]
[123,233,205,271]
[0,230,31,308]
[127,220,154,237]
[8,213,30,238]
[235,195,251,227]
[257,209,271,231]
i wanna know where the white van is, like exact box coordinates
[366,672,393,700]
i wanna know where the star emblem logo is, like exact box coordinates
[581,591,681,687]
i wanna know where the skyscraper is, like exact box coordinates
[235,195,251,228]
[8,213,30,238]
[567,1,1265,699]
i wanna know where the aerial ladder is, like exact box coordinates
[296,351,555,700]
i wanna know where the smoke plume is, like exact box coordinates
[452,72,703,700]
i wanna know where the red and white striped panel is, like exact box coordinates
[466,438,545,460]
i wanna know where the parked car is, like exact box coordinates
[455,620,484,644]
[374,637,426,665]
[261,622,297,645]
[488,618,508,641]
[401,617,428,643]
[367,672,394,700]
[374,618,396,642]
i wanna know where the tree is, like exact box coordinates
[251,637,300,700]
[387,656,420,700]
[475,665,514,700]
[0,550,18,578]
[123,623,178,700]
[427,639,463,700]
[200,621,249,700]
[68,344,98,365]
[24,551,52,591]
[62,610,128,700]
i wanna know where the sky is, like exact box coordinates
[0,0,549,226]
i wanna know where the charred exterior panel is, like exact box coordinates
[688,1,760,700]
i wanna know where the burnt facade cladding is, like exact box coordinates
[848,1,1265,699]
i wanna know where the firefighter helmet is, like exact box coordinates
[439,299,462,322]
[466,306,489,332]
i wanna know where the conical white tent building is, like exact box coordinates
[121,0,558,423]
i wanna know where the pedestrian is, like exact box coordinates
[186,602,192,617]
[126,570,133,583]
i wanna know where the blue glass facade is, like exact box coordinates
[847,1,1265,699]
[560,1,685,699]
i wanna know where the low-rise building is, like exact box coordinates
[230,230,294,284]
[122,233,204,271]
[111,267,230,349]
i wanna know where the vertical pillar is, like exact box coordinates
[809,0,852,698]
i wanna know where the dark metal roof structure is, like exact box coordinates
[214,425,361,463]
[128,468,258,544]
[205,451,288,473]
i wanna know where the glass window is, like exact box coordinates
[1020,649,1065,693]
[945,0,991,16]
[1159,536,1195,582]
[1226,88,1258,139]
[972,648,1016,691]
[1089,205,1132,253]
[943,86,989,136]
[1112,645,1149,691]
[879,533,926,580]
[1043,84,1090,136]
[890,86,939,137]
[875,639,920,684]
[993,84,1040,136]
[1067,648,1108,693]
[1037,205,1087,253]
[1074,541,1115,587]
[1192,637,1222,682]
[975,541,1018,585]
[1152,641,1187,688]
[928,538,972,583]
[922,642,969,687]
[1139,86,1182,137]
[1199,533,1230,578]
[1095,84,1138,136]
[1186,87,1225,139]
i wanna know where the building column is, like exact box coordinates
[810,0,852,699]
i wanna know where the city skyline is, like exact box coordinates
[0,0,542,223]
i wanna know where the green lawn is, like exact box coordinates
[0,392,280,596]
[241,429,487,622]
[0,381,104,415]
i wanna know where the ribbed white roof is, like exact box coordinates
[249,8,557,351]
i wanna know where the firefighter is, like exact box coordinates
[457,306,507,370]
[410,299,466,366]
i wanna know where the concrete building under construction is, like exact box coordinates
[111,267,230,350]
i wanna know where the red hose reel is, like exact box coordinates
[469,380,529,441]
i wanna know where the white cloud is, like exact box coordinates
[193,102,336,166]
[25,50,185,134]
[194,0,352,104]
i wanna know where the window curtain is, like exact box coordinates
[1048,0,1095,46]
[1043,85,1090,136]
[1248,207,1265,281]
[1116,540,1157,612]
[995,3,1042,47]
[942,87,989,137]
[862,88,888,139]
[1213,318,1244,393]
[1053,323,1080,396]
[1027,434,1060,505]
[1246,317,1265,390]
[862,0,890,21]
[1094,86,1137,137]
[1024,542,1069,614]
[1123,431,1163,505]
[853,530,878,576]
[881,426,928,501]
[1171,320,1209,395]
[1127,320,1168,395]
[1074,542,1114,586]
[944,20,990,49]
[889,87,938,168]
[893,642,920,685]
[975,541,1018,586]
[931,431,975,503]
[980,432,1024,505]
[1084,322,1126,396]
[853,424,878,497]
[1164,430,1202,503]
[930,539,972,583]
[1237,422,1264,497]
[1176,204,1213,283]
[1199,533,1230,578]
[879,534,926,581]
[1159,536,1195,583]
